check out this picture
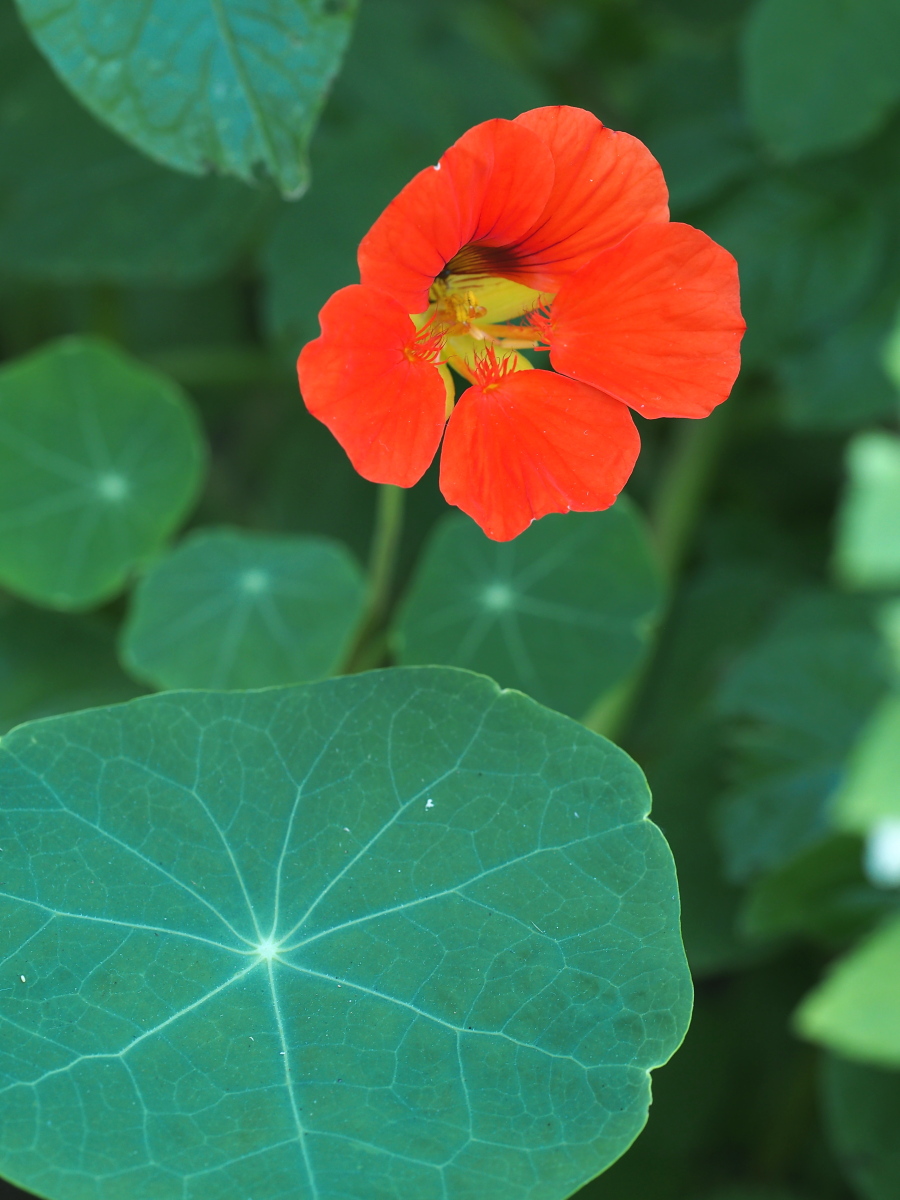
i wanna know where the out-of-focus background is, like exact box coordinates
[2,1,900,1198]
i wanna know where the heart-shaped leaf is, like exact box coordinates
[0,337,205,610]
[121,527,366,690]
[14,0,358,198]
[393,505,664,720]
[0,667,691,1200]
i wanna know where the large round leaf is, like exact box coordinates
[0,337,205,610]
[121,527,366,689]
[14,0,358,198]
[0,667,691,1200]
[393,505,664,720]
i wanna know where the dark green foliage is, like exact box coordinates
[715,593,888,882]
[823,1056,900,1200]
[1,0,900,1197]
[743,0,900,160]
[0,4,273,286]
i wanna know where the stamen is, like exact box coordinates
[524,304,553,348]
[470,345,519,391]
[405,315,444,364]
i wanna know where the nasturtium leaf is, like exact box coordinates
[121,527,366,690]
[393,505,664,721]
[0,597,143,732]
[0,667,691,1200]
[715,592,887,882]
[823,1054,900,1200]
[835,432,900,590]
[14,0,357,199]
[0,337,205,610]
[796,913,900,1066]
[0,2,272,286]
[704,176,884,365]
[742,0,900,161]
[262,0,546,350]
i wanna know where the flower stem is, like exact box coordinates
[342,484,406,673]
[649,405,731,577]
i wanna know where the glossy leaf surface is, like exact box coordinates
[0,667,691,1200]
[393,506,664,720]
[0,338,205,609]
[14,0,357,198]
[121,527,366,690]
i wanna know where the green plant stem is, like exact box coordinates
[343,484,406,673]
[585,406,733,741]
[649,405,732,578]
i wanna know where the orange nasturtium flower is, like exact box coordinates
[297,106,744,541]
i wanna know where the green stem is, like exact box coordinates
[649,405,731,578]
[342,484,406,673]
[585,406,733,741]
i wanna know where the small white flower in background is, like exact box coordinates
[864,817,900,887]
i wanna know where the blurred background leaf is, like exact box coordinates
[742,0,900,161]
[715,592,888,883]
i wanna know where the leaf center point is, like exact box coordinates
[255,937,282,961]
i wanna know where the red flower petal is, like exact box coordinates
[511,106,670,290]
[548,222,745,419]
[297,285,448,487]
[439,370,640,541]
[358,119,554,314]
